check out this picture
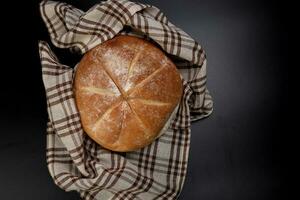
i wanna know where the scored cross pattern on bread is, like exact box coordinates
[81,87,118,96]
[74,36,183,152]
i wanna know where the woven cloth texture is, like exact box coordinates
[38,0,213,199]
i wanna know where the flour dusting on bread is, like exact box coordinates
[74,35,183,152]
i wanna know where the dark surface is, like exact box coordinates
[0,0,286,199]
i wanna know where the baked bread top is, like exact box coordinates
[74,35,183,152]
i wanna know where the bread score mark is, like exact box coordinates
[125,46,144,87]
[92,101,122,132]
[99,60,127,98]
[125,101,152,140]
[81,87,119,96]
[129,98,171,106]
[126,64,166,96]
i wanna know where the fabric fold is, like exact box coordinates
[39,0,213,199]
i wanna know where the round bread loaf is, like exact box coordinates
[74,35,183,152]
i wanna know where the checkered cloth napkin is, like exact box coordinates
[38,0,213,199]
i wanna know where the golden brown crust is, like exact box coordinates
[74,35,183,152]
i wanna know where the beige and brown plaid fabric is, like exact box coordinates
[38,0,213,199]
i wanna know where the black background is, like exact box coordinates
[0,0,287,199]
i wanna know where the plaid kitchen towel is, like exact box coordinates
[38,0,213,199]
